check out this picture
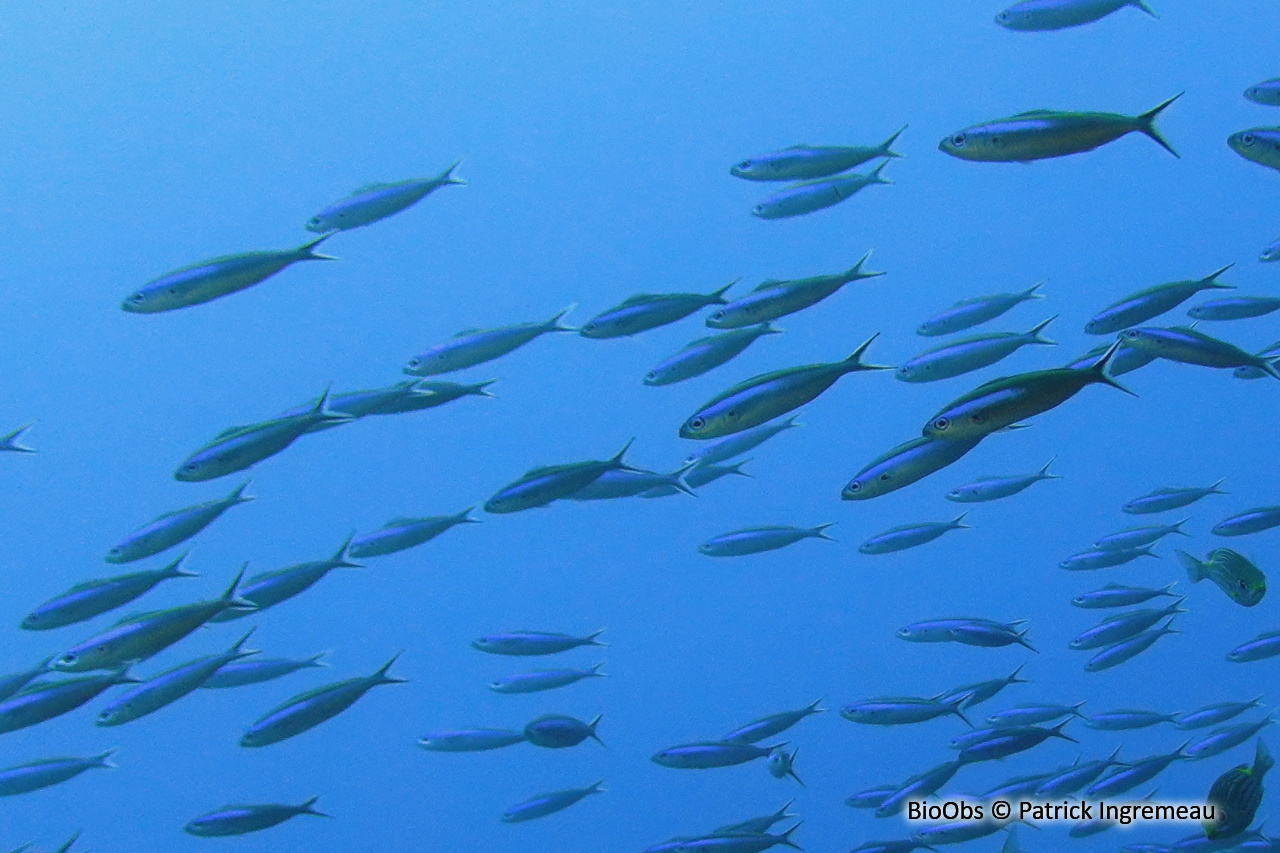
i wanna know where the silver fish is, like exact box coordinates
[1175,697,1265,730]
[1122,325,1280,377]
[947,457,1058,503]
[996,0,1156,31]
[1085,266,1234,335]
[1123,479,1226,514]
[471,629,606,657]
[185,797,330,837]
[705,252,883,329]
[417,729,527,752]
[1084,619,1179,671]
[699,524,834,557]
[644,325,781,386]
[201,652,328,690]
[730,128,904,181]
[306,161,464,232]
[0,750,115,798]
[1071,582,1178,608]
[106,482,252,563]
[501,780,605,823]
[348,509,479,558]
[1212,506,1280,537]
[896,317,1056,383]
[580,283,733,339]
[684,416,801,468]
[918,282,1044,337]
[22,554,199,631]
[1228,127,1280,173]
[751,162,891,219]
[1188,295,1280,322]
[1227,630,1280,663]
[404,305,575,375]
[488,662,606,695]
[1059,546,1157,571]
[210,537,360,622]
[1092,519,1188,550]
[485,440,641,513]
[859,514,969,555]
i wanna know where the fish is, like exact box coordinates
[918,281,1045,337]
[845,787,896,810]
[210,536,360,621]
[843,434,984,500]
[956,721,1076,762]
[1059,546,1157,571]
[121,236,337,313]
[858,514,969,555]
[185,797,330,837]
[1083,709,1178,730]
[699,524,834,557]
[875,760,966,816]
[1121,325,1280,377]
[1177,548,1266,606]
[306,160,464,232]
[946,621,1036,651]
[1072,582,1179,609]
[644,325,781,386]
[96,629,258,726]
[1246,79,1280,106]
[730,128,905,181]
[471,629,606,656]
[1203,739,1273,839]
[0,423,35,453]
[240,653,405,747]
[840,695,970,726]
[0,658,53,704]
[21,554,199,631]
[568,462,697,500]
[174,388,352,481]
[947,458,1058,503]
[1036,746,1126,796]
[1123,480,1226,514]
[1176,698,1266,730]
[201,652,328,690]
[1083,618,1179,671]
[404,305,575,375]
[912,819,1019,846]
[986,701,1085,727]
[0,750,115,798]
[1071,601,1186,650]
[276,381,446,432]
[641,458,752,498]
[523,713,603,748]
[1228,128,1280,173]
[934,663,1029,707]
[1093,519,1189,550]
[899,618,1023,644]
[348,508,479,558]
[501,780,605,823]
[895,317,1056,383]
[651,741,780,769]
[488,662,606,694]
[1189,295,1280,322]
[648,827,802,853]
[940,94,1181,161]
[51,566,255,672]
[1069,788,1157,837]
[1212,506,1280,537]
[416,729,528,752]
[0,668,137,734]
[705,252,884,329]
[1066,340,1156,376]
[684,416,801,468]
[1226,630,1280,663]
[1085,265,1235,334]
[374,379,496,413]
[485,439,641,512]
[580,283,734,339]
[995,0,1157,31]
[1185,717,1273,761]
[766,746,803,785]
[680,336,888,439]
[751,161,891,219]
[722,699,825,744]
[923,339,1131,442]
[106,481,253,563]
[714,801,797,835]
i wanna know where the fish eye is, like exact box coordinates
[951,134,966,147]
[934,417,950,431]
[737,160,750,169]
[584,323,595,331]
[1239,579,1249,589]
[1244,134,1257,146]
[408,359,420,368]
[183,463,197,471]
[1124,330,1140,340]
[753,205,765,214]
[690,417,706,430]
[59,654,75,664]
[128,293,143,303]
[711,311,724,319]
[847,481,861,491]
[645,371,657,380]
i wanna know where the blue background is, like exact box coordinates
[0,1,1278,850]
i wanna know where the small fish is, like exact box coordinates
[1185,717,1273,761]
[277,381,443,432]
[934,663,1029,708]
[21,554,199,631]
[488,663,606,695]
[1228,128,1280,173]
[1246,79,1280,106]
[1122,325,1280,377]
[1124,480,1226,514]
[987,701,1085,727]
[722,699,825,744]
[1176,697,1266,730]
[978,769,1059,801]
[1083,709,1178,731]
[1085,265,1234,335]
[899,617,1023,644]
[417,729,527,752]
[1213,506,1280,537]
[995,0,1157,31]
[1093,519,1189,551]
[642,458,752,498]
[306,161,464,232]
[730,128,905,181]
[644,325,781,386]
[201,652,328,690]
[485,440,641,513]
[947,458,1058,503]
[859,514,969,555]
[96,629,258,726]
[523,713,603,748]
[376,379,496,413]
[122,236,337,313]
[845,787,896,810]
[651,741,780,769]
[0,750,115,798]
[840,695,970,727]
[912,818,1018,846]
[1066,339,1156,376]
[875,760,967,817]
[106,482,253,563]
[1202,739,1273,839]
[714,800,797,835]
[699,524,834,557]
[210,537,360,622]
[1071,601,1186,650]
[0,423,35,453]
[0,658,53,704]
[1072,582,1178,609]
[580,283,734,339]
[947,621,1036,651]
[568,463,696,501]
[185,797,330,837]
[684,416,801,468]
[175,388,352,481]
[471,629,606,657]
[940,95,1181,162]
[956,720,1076,763]
[404,305,575,376]
[1036,746,1126,796]
[918,281,1045,337]
[1189,295,1280,322]
[680,337,889,440]
[752,161,891,219]
[1227,630,1280,663]
[1083,618,1178,671]
[766,747,803,785]
[0,668,137,734]
[1177,548,1266,606]
[1059,546,1157,571]
[896,317,1057,383]
[348,508,479,558]
[240,653,405,747]
[843,434,983,500]
[501,780,605,823]
[705,252,884,330]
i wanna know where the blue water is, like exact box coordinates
[1,2,1278,850]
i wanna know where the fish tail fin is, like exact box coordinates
[230,627,258,655]
[1091,339,1138,396]
[227,479,255,505]
[788,756,806,788]
[1017,628,1038,653]
[221,562,255,611]
[880,125,907,158]
[1026,315,1058,345]
[948,693,975,727]
[297,233,339,261]
[1071,700,1088,717]
[588,714,605,746]
[843,333,891,372]
[0,422,35,453]
[372,651,408,685]
[709,279,739,303]
[545,303,578,333]
[300,796,333,818]
[438,158,466,185]
[1106,744,1124,764]
[1201,266,1236,291]
[164,552,200,579]
[950,511,971,529]
[1130,0,1158,17]
[1174,740,1192,760]
[305,651,330,668]
[1135,93,1183,158]
[778,822,803,850]
[590,661,608,677]
[92,748,118,768]
[332,532,362,569]
[1171,518,1192,537]
[759,322,784,336]
[1038,457,1060,480]
[310,383,354,426]
[810,522,837,541]
[609,438,636,470]
[466,379,498,398]
[1051,719,1078,743]
[807,697,826,714]
[1159,580,1179,595]
[456,506,483,523]
[1008,662,1030,684]
[726,458,754,478]
[1209,477,1228,494]
[669,461,699,497]
[586,628,608,647]
[1021,280,1047,300]
[1264,358,1280,381]
[868,159,892,184]
[847,249,886,280]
